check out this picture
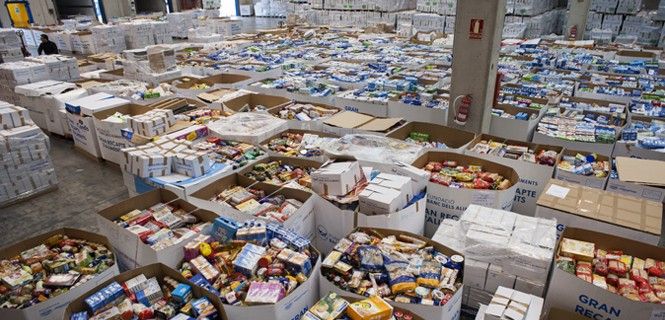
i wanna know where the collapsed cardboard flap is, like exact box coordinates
[537,179,662,235]
[323,111,374,129]
[357,117,403,132]
[616,157,665,187]
[198,88,236,103]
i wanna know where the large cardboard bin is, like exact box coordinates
[411,151,520,237]
[0,228,120,320]
[386,121,476,153]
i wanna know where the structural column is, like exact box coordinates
[565,0,592,40]
[448,0,506,134]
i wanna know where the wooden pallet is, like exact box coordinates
[0,185,58,208]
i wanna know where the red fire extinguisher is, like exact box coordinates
[453,94,472,126]
[569,25,578,41]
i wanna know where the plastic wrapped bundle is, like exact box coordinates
[322,134,423,166]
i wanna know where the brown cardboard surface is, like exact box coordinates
[222,92,292,112]
[562,96,628,112]
[546,308,590,320]
[323,111,374,129]
[201,73,252,86]
[616,156,665,187]
[92,103,153,121]
[98,189,193,220]
[198,88,236,103]
[537,179,662,235]
[387,121,476,149]
[468,133,565,156]
[63,263,228,320]
[494,103,542,115]
[75,78,113,89]
[356,117,404,132]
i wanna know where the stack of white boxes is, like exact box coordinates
[0,103,58,207]
[0,29,24,63]
[0,61,49,105]
[359,173,413,216]
[122,46,180,85]
[432,205,557,309]
[14,80,85,136]
[151,21,173,45]
[205,18,242,37]
[173,149,213,178]
[70,31,96,55]
[476,287,544,320]
[122,21,156,49]
[416,0,447,15]
[128,109,176,137]
[202,0,221,9]
[26,55,79,81]
[91,25,126,53]
[122,138,211,178]
[412,13,446,32]
[167,11,197,38]
[311,161,364,196]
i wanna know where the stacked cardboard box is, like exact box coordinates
[0,103,57,207]
[26,55,79,81]
[166,11,198,38]
[173,149,214,177]
[0,29,24,63]
[128,109,176,137]
[122,138,213,178]
[0,61,49,105]
[476,287,544,320]
[432,205,557,308]
[151,21,173,45]
[90,25,126,53]
[122,21,156,49]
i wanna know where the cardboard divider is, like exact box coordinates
[96,188,219,269]
[62,263,228,320]
[502,83,561,104]
[318,227,463,320]
[335,94,390,117]
[221,91,293,113]
[544,227,665,320]
[561,96,629,115]
[321,110,405,136]
[386,121,476,152]
[464,133,564,216]
[490,104,544,142]
[606,157,665,202]
[536,179,663,245]
[198,87,237,104]
[411,150,520,237]
[189,173,316,241]
[574,82,639,104]
[0,228,120,320]
[387,95,448,125]
[554,149,610,190]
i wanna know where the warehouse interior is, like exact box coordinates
[1,0,665,320]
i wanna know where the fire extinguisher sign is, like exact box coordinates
[469,19,484,40]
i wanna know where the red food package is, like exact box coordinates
[594,260,609,277]
[477,172,494,183]
[206,136,221,144]
[608,260,627,276]
[577,273,592,283]
[647,265,665,277]
[608,284,617,294]
[630,269,650,287]
[430,174,452,186]
[606,251,623,261]
[425,162,443,172]
[618,278,638,295]
[607,274,620,287]
[641,291,661,303]
[576,262,593,282]
[473,178,491,189]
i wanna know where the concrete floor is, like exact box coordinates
[0,136,128,245]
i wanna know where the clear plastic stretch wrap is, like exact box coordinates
[433,204,557,283]
[207,112,287,145]
[0,122,58,207]
[321,134,424,165]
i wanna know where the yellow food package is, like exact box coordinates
[346,296,393,320]
[559,238,595,262]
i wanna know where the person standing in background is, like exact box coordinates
[38,34,58,55]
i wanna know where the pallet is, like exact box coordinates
[0,185,58,208]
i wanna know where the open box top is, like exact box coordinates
[91,102,154,121]
[190,173,313,208]
[266,100,341,118]
[222,92,293,112]
[538,179,662,236]
[411,150,520,186]
[0,228,114,260]
[197,87,237,103]
[323,110,404,132]
[63,263,228,320]
[560,96,628,113]
[386,121,475,149]
[493,103,542,117]
[238,156,323,182]
[260,128,340,146]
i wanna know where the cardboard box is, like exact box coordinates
[92,103,154,165]
[544,227,665,320]
[536,179,662,245]
[189,173,316,241]
[0,228,120,320]
[490,104,545,142]
[238,155,323,187]
[221,91,292,113]
[554,149,610,190]
[259,128,338,162]
[312,160,364,196]
[386,121,476,152]
[313,192,358,254]
[335,94,389,117]
[224,254,321,320]
[387,97,448,124]
[96,189,218,269]
[319,227,463,320]
[613,114,665,161]
[606,156,665,202]
[532,130,618,158]
[356,195,426,236]
[207,112,288,145]
[465,134,563,216]
[411,151,520,237]
[266,100,342,131]
[62,263,227,320]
